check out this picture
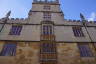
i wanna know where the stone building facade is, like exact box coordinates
[0,0,96,64]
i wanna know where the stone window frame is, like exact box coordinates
[9,25,23,35]
[40,43,57,64]
[42,25,52,35]
[72,26,84,37]
[40,43,56,53]
[43,5,51,10]
[0,42,17,56]
[43,12,51,21]
[41,21,54,40]
[78,43,94,57]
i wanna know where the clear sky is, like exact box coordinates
[0,0,96,21]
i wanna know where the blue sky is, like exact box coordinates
[0,0,96,21]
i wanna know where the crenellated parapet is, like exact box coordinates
[0,18,28,24]
[0,17,96,26]
[63,19,96,26]
[9,18,27,21]
[33,0,59,4]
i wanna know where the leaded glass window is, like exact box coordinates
[9,25,22,35]
[40,43,57,64]
[78,43,93,57]
[0,43,17,56]
[44,5,50,10]
[72,26,84,37]
[43,25,52,35]
[43,12,51,21]
[40,43,56,53]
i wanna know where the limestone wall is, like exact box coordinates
[0,41,40,64]
[15,42,40,64]
[0,41,96,64]
[54,26,91,42]
[0,24,41,41]
[0,41,4,52]
[57,43,81,64]
[57,43,96,64]
[28,12,64,24]
[86,27,96,42]
[32,3,60,12]
[0,23,96,42]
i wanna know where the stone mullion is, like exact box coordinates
[40,41,57,64]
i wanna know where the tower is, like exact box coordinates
[28,0,64,24]
[29,0,61,64]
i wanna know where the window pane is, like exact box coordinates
[72,27,84,37]
[40,43,57,64]
[0,43,17,56]
[43,12,51,21]
[78,43,93,57]
[40,43,56,53]
[44,5,50,10]
[9,25,22,35]
[43,25,52,35]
